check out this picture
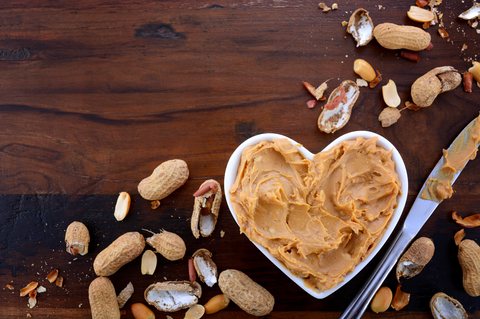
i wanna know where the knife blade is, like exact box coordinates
[339,115,480,319]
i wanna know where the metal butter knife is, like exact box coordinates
[339,116,480,319]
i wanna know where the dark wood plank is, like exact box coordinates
[0,0,479,317]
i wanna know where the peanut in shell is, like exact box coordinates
[373,23,431,51]
[458,239,480,297]
[411,66,461,107]
[89,277,121,319]
[138,159,189,201]
[93,232,145,277]
[218,269,274,316]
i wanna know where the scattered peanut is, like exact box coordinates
[138,159,189,201]
[184,304,205,319]
[382,80,401,108]
[65,221,90,255]
[458,239,480,296]
[93,232,145,277]
[370,286,392,313]
[46,269,58,283]
[204,294,230,314]
[114,192,131,221]
[218,269,274,316]
[353,59,376,82]
[131,303,155,319]
[374,23,431,51]
[141,250,157,275]
[89,277,121,319]
[145,229,186,261]
[20,282,38,297]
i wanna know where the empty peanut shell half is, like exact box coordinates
[396,237,435,281]
[191,179,222,238]
[347,8,374,47]
[65,221,90,256]
[144,281,202,312]
[193,249,218,287]
[318,80,360,134]
[430,292,467,319]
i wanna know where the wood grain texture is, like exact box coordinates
[0,0,479,317]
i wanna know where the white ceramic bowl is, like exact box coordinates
[224,131,408,299]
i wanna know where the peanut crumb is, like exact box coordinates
[462,44,468,51]
[356,78,368,87]
[26,314,31,318]
[220,230,225,237]
[332,3,338,10]
[477,81,480,88]
[378,5,383,9]
[318,2,330,12]
[342,21,348,26]
[6,284,13,290]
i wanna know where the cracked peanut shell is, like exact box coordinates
[396,237,435,281]
[145,229,186,261]
[191,179,222,238]
[430,292,467,319]
[193,248,218,287]
[65,221,90,256]
[347,8,374,47]
[411,66,461,107]
[144,281,202,312]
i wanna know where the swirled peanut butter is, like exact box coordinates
[229,137,401,291]
[420,115,480,202]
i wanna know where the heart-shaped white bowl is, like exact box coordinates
[224,131,408,299]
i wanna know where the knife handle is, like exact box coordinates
[338,229,414,319]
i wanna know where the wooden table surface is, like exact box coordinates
[1,0,479,318]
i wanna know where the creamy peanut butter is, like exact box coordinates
[420,115,480,202]
[229,137,401,291]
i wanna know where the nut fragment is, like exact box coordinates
[46,270,59,283]
[131,303,155,319]
[391,283,410,311]
[347,8,374,47]
[458,239,480,296]
[370,286,392,313]
[144,281,202,312]
[303,80,328,100]
[117,282,134,309]
[94,232,146,277]
[407,6,435,22]
[353,59,376,82]
[378,107,401,127]
[6,284,14,290]
[369,70,382,88]
[374,23,431,51]
[452,211,480,228]
[55,277,64,287]
[430,292,467,319]
[145,229,186,261]
[191,180,222,238]
[204,294,230,314]
[454,229,465,246]
[138,159,189,201]
[184,304,205,319]
[65,221,90,256]
[141,250,157,275]
[396,237,435,281]
[459,4,480,20]
[114,192,131,221]
[20,282,38,297]
[382,79,401,107]
[463,72,473,93]
[193,249,218,287]
[89,277,121,319]
[318,80,360,133]
[469,61,480,82]
[318,2,330,12]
